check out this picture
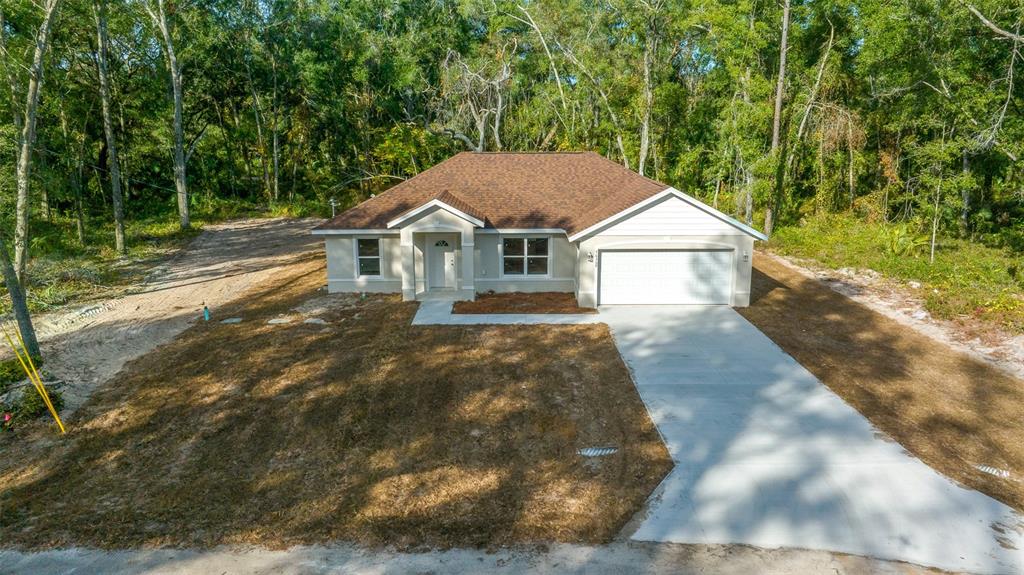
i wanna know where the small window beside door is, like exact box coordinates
[502,237,549,276]
[356,238,381,277]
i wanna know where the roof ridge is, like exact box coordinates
[457,151,595,155]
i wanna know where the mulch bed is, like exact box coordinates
[453,292,596,314]
[739,254,1024,513]
[0,260,669,550]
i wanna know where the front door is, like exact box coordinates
[428,238,456,289]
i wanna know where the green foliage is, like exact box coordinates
[772,214,1024,332]
[9,385,64,422]
[0,355,42,395]
[885,225,930,257]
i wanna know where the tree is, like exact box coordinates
[94,0,126,253]
[141,0,189,229]
[764,0,791,237]
[6,0,62,285]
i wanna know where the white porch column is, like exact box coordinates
[460,229,475,301]
[400,228,416,301]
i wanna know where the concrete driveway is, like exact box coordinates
[601,306,1023,575]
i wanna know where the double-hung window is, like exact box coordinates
[356,238,381,277]
[502,237,549,276]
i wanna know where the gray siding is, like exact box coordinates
[324,235,402,293]
[473,232,575,293]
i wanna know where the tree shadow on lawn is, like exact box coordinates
[0,259,671,550]
[740,257,1024,513]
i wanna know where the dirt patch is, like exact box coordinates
[26,218,322,414]
[0,259,670,550]
[738,255,1024,512]
[768,251,1024,381]
[453,292,595,314]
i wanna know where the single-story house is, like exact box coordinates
[312,152,767,307]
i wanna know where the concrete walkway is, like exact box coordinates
[601,306,1023,575]
[412,300,603,325]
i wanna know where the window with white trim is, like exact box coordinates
[502,237,549,275]
[356,238,381,276]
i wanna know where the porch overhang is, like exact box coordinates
[387,199,485,229]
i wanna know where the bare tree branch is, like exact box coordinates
[965,4,1024,42]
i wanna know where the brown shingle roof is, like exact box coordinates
[314,152,670,236]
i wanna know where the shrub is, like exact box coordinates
[885,224,930,257]
[12,385,64,421]
[0,355,42,394]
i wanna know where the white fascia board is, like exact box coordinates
[311,229,393,235]
[386,200,485,229]
[476,228,567,235]
[567,187,769,242]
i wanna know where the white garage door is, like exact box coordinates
[599,250,733,305]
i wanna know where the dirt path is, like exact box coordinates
[34,218,322,414]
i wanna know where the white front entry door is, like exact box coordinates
[428,238,457,289]
[599,249,733,305]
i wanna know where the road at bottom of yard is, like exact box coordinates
[0,540,949,575]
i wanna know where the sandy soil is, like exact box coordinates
[765,251,1024,381]
[0,541,949,575]
[32,218,323,414]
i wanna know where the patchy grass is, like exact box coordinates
[739,255,1024,513]
[0,259,670,550]
[771,215,1024,333]
[453,292,596,315]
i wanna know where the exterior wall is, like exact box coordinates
[577,235,754,307]
[598,194,739,236]
[322,191,759,306]
[324,235,402,293]
[473,232,576,293]
[575,196,755,308]
[399,207,476,301]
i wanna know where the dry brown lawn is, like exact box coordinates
[453,292,595,314]
[739,255,1024,512]
[0,259,670,550]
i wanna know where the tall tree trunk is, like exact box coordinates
[638,24,655,176]
[118,100,131,209]
[960,151,971,235]
[0,236,40,358]
[94,0,126,253]
[13,0,61,286]
[215,101,238,196]
[74,146,87,244]
[270,50,280,201]
[765,0,791,237]
[144,0,189,229]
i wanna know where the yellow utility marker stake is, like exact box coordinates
[2,325,65,434]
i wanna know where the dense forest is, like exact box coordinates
[1,0,1023,344]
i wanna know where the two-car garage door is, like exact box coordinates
[598,249,733,305]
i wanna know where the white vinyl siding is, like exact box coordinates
[599,196,741,236]
[599,250,733,305]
